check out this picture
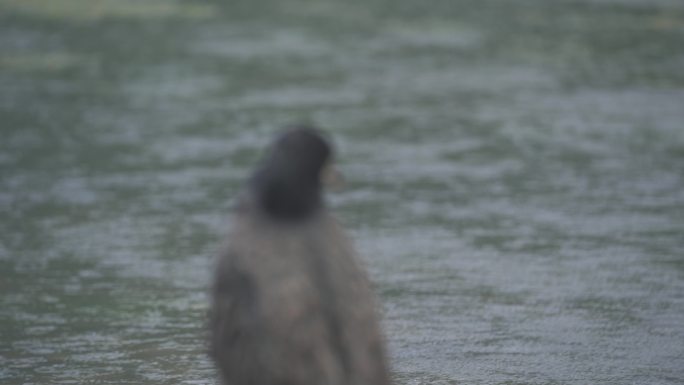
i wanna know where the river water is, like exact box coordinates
[1,0,683,384]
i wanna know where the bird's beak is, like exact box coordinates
[322,163,345,191]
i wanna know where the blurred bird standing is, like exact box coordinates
[210,126,390,385]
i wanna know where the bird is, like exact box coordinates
[209,126,391,385]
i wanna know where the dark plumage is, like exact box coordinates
[250,128,331,221]
[210,126,390,385]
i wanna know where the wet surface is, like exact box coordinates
[1,0,684,384]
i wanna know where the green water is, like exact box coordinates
[1,0,683,384]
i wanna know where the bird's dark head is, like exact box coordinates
[250,126,333,221]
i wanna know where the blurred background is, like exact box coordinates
[1,0,683,384]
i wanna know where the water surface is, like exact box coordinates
[1,0,683,384]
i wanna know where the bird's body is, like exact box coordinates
[210,128,390,385]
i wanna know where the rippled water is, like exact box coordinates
[2,0,683,384]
